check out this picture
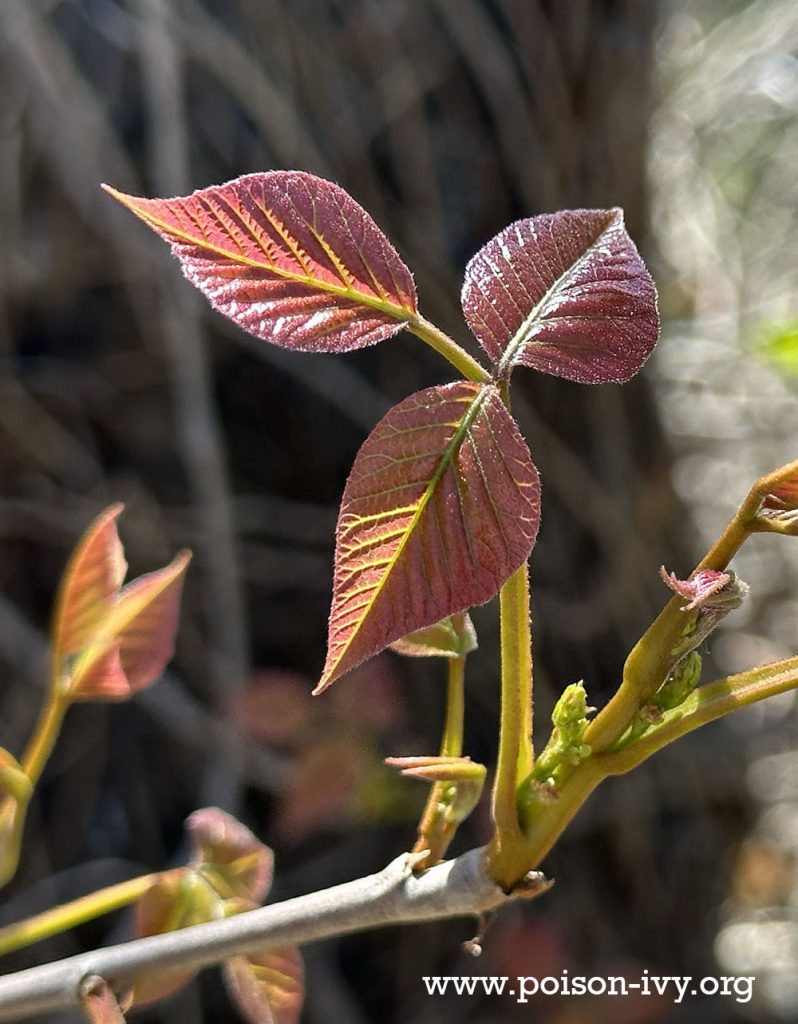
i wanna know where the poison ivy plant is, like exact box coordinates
[1,170,796,1024]
[0,505,190,888]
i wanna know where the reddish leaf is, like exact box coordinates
[187,807,274,904]
[385,754,486,783]
[659,567,734,611]
[103,173,417,353]
[763,473,798,511]
[51,504,126,661]
[317,381,540,692]
[760,466,798,533]
[71,550,191,700]
[326,654,407,734]
[275,736,375,843]
[224,947,304,1024]
[461,208,658,383]
[390,611,477,659]
[231,671,316,747]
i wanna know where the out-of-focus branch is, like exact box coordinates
[0,849,525,1022]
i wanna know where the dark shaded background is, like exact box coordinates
[0,1,791,1022]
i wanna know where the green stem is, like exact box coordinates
[487,563,534,886]
[20,692,70,788]
[584,462,796,755]
[411,656,467,865]
[407,315,491,384]
[515,760,605,870]
[486,459,798,888]
[0,873,157,958]
[441,656,465,759]
[601,655,798,776]
[502,655,798,878]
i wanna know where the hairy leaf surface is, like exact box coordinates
[461,208,658,383]
[104,172,417,352]
[389,611,477,658]
[318,381,540,691]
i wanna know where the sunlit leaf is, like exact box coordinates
[390,611,477,659]
[224,946,304,1024]
[317,381,539,691]
[187,807,274,904]
[461,208,658,383]
[659,567,735,611]
[51,503,126,661]
[103,172,417,353]
[70,550,191,700]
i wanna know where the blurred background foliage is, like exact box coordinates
[0,0,796,1021]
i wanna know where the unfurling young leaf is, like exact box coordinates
[461,208,658,383]
[389,611,477,659]
[757,464,798,534]
[131,808,296,1012]
[131,869,218,1006]
[50,505,191,701]
[51,503,127,662]
[385,754,486,785]
[318,381,540,692]
[186,807,274,904]
[103,172,417,353]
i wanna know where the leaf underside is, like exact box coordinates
[461,208,659,383]
[389,611,477,659]
[318,381,540,692]
[104,172,417,352]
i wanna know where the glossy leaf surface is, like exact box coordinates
[224,947,304,1024]
[318,381,540,691]
[104,172,417,352]
[461,208,658,383]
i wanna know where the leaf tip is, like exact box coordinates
[311,674,332,697]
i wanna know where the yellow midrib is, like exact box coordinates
[114,191,416,324]
[320,385,491,689]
